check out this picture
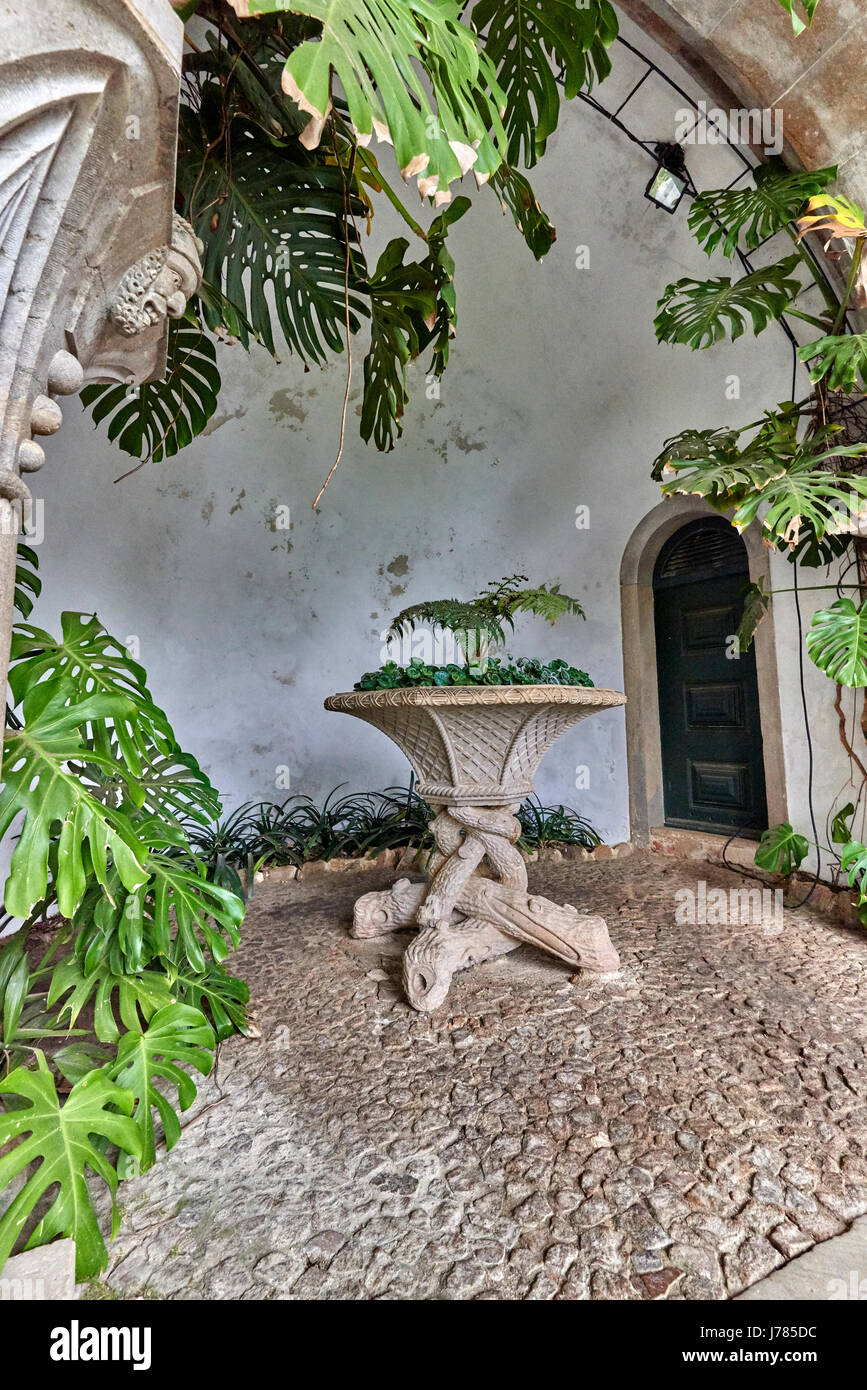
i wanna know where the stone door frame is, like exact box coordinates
[620,496,788,844]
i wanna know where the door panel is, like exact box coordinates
[654,529,768,836]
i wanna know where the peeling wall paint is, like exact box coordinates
[24,11,849,850]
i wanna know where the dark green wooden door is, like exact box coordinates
[653,518,768,836]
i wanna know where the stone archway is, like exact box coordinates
[620,0,867,208]
[620,497,788,844]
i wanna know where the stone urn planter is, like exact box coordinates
[324,685,627,1011]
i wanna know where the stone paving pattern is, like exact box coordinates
[95,854,867,1300]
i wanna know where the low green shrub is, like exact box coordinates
[355,656,594,690]
[190,785,602,883]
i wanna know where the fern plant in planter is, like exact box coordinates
[326,575,625,1012]
[356,574,592,688]
[0,546,248,1281]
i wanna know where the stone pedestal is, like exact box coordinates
[324,685,627,1011]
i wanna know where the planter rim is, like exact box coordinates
[325,686,627,711]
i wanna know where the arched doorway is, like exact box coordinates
[620,497,787,845]
[653,517,767,836]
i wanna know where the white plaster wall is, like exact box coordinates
[19,10,849,852]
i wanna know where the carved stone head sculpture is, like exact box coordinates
[110,214,204,337]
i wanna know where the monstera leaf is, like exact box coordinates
[361,239,438,450]
[9,613,173,773]
[660,450,782,504]
[0,1053,142,1280]
[689,163,836,258]
[755,822,810,876]
[47,955,174,1044]
[840,840,867,900]
[144,856,245,973]
[799,332,867,393]
[489,165,556,260]
[231,0,507,199]
[470,0,617,166]
[179,103,368,363]
[131,748,222,829]
[660,422,867,546]
[736,578,770,654]
[651,426,746,484]
[417,197,470,376]
[13,544,41,621]
[655,256,803,349]
[108,1003,214,1176]
[75,739,221,833]
[71,858,165,979]
[170,961,250,1042]
[0,692,150,919]
[80,318,220,463]
[72,847,244,980]
[183,22,314,146]
[731,450,867,544]
[806,598,867,687]
[831,802,856,846]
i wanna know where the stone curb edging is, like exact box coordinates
[648,829,863,931]
[242,840,637,888]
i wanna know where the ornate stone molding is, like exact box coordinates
[109,214,204,339]
[0,1,199,771]
[620,0,867,208]
[325,686,627,807]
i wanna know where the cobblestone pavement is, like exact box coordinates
[94,854,867,1301]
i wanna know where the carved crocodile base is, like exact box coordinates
[351,804,620,1012]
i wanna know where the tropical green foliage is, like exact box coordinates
[360,239,438,449]
[805,598,867,687]
[0,546,247,1279]
[736,578,770,654]
[755,822,867,920]
[108,1003,215,1177]
[469,0,617,167]
[755,822,810,876]
[416,197,471,376]
[799,332,867,394]
[178,98,367,363]
[652,160,867,710]
[180,782,602,875]
[488,164,557,260]
[236,0,508,195]
[84,0,622,467]
[386,574,585,657]
[649,142,867,883]
[90,0,818,470]
[655,419,867,550]
[654,257,804,349]
[81,316,221,463]
[688,163,836,257]
[831,802,855,846]
[0,1055,141,1281]
[840,839,867,902]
